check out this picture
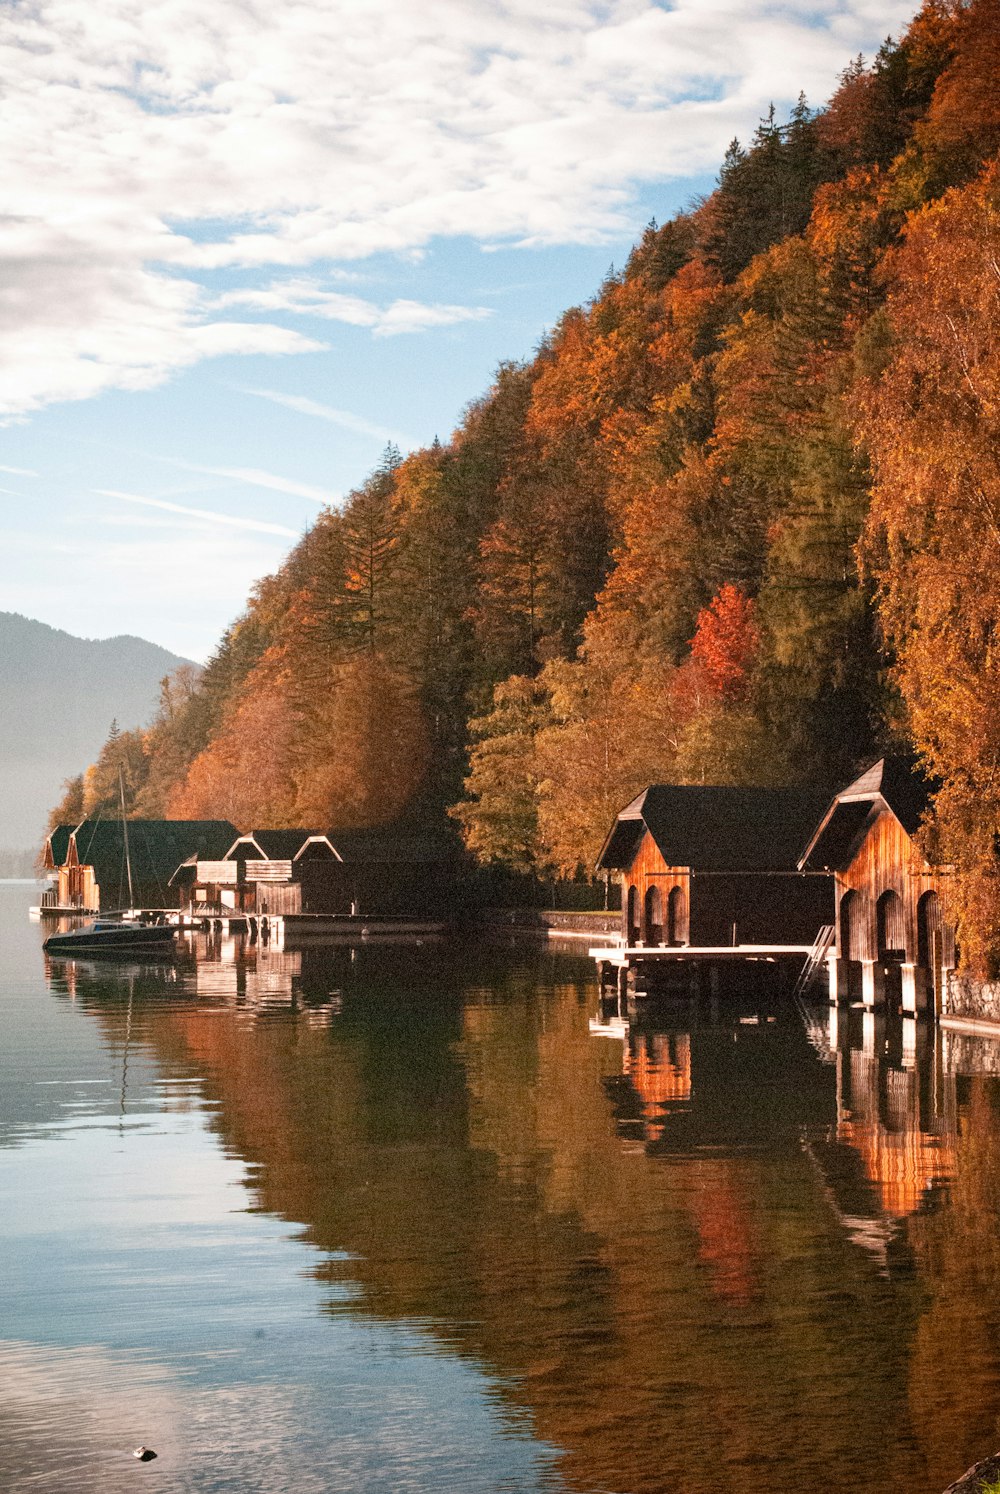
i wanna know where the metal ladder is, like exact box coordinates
[793,924,835,1000]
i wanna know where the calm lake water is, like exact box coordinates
[3,880,1000,1492]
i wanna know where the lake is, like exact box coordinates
[2,879,999,1493]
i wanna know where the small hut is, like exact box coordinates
[42,820,239,913]
[798,758,955,1012]
[596,785,833,951]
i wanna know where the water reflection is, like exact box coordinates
[14,895,1000,1492]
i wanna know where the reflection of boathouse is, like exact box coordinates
[799,759,956,1013]
[596,785,832,953]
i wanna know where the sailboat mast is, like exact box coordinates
[119,764,134,909]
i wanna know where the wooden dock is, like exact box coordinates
[180,911,446,945]
[590,941,816,966]
[591,939,821,1001]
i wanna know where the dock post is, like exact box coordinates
[860,960,885,1009]
[828,957,851,1005]
[900,963,929,1016]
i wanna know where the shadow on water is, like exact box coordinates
[22,906,1000,1494]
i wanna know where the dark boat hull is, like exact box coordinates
[43,923,176,954]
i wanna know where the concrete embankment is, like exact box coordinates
[479,909,621,941]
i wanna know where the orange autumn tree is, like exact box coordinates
[689,585,761,702]
[291,653,429,830]
[534,617,686,875]
[672,585,782,786]
[858,160,1000,969]
[167,659,299,828]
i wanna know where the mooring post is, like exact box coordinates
[860,960,885,1008]
[828,957,851,1005]
[900,963,929,1016]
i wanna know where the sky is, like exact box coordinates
[0,0,917,662]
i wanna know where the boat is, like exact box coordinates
[42,766,176,957]
[43,919,176,954]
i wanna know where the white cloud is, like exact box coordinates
[239,387,412,447]
[0,464,38,476]
[95,488,302,536]
[216,280,491,336]
[0,0,916,416]
[164,460,336,505]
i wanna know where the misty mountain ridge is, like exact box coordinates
[0,611,193,849]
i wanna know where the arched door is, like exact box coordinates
[876,889,906,962]
[917,890,942,968]
[917,890,945,1012]
[667,885,685,946]
[644,885,663,946]
[839,889,857,961]
[626,885,640,946]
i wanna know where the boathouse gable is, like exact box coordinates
[798,757,955,1009]
[597,784,832,950]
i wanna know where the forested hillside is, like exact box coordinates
[57,0,1000,966]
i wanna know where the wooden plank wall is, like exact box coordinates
[836,810,955,966]
[620,830,690,944]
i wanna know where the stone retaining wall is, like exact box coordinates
[481,908,621,937]
[945,970,1000,1023]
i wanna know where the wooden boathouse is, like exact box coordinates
[42,819,239,914]
[593,784,834,990]
[174,829,316,915]
[798,758,956,1013]
[173,825,456,923]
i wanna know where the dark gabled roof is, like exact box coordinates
[597,817,646,872]
[325,828,455,864]
[799,757,932,871]
[293,829,455,864]
[597,785,831,873]
[834,757,930,835]
[224,829,318,860]
[56,820,238,886]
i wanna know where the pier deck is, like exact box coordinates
[590,942,817,966]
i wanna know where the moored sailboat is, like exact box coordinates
[42,767,177,957]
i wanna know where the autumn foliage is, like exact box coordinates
[60,0,1000,963]
[689,586,760,702]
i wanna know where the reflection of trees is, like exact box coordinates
[52,943,1000,1494]
[908,1083,1000,1489]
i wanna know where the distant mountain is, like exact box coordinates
[0,612,193,850]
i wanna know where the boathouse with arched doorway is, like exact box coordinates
[596,784,833,953]
[798,758,955,1013]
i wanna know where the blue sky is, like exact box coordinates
[0,0,915,661]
